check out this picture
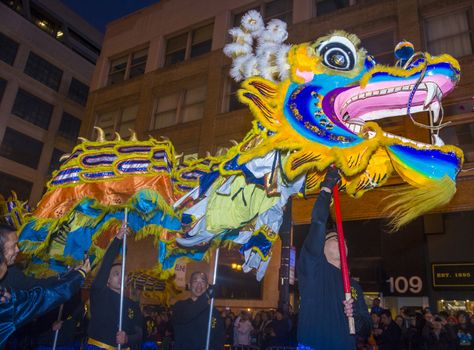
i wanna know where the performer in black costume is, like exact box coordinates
[86,226,143,350]
[297,168,371,349]
[171,271,224,350]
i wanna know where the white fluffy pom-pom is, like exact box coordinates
[261,19,288,44]
[223,42,252,58]
[230,55,259,81]
[240,10,264,37]
[228,27,253,46]
[276,44,291,80]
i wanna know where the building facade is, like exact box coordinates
[0,0,102,204]
[83,0,474,311]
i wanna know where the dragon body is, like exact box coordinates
[18,11,463,281]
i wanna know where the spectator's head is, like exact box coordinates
[261,311,268,321]
[458,311,468,325]
[424,311,434,323]
[0,224,19,267]
[395,315,404,328]
[432,316,444,331]
[275,309,284,320]
[373,298,381,307]
[380,309,392,326]
[371,312,380,324]
[189,271,208,300]
[107,262,123,293]
[447,315,457,326]
[323,231,347,268]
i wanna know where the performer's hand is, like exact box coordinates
[52,320,63,331]
[0,287,11,303]
[320,166,341,192]
[75,258,91,274]
[343,298,354,317]
[117,225,131,240]
[116,331,128,345]
[206,284,216,299]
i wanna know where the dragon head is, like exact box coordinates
[224,12,464,229]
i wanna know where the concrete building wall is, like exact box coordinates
[0,1,102,204]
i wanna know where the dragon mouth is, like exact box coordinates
[326,74,456,137]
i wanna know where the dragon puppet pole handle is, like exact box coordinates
[205,247,220,350]
[332,183,356,335]
[118,208,128,350]
[51,303,64,350]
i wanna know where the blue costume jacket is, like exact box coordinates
[0,270,84,348]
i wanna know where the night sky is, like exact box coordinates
[60,0,160,33]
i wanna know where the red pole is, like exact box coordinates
[332,183,356,334]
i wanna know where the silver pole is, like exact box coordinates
[205,247,220,350]
[51,304,64,350]
[118,208,128,350]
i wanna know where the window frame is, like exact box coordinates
[107,46,149,86]
[95,105,139,139]
[151,84,207,130]
[422,7,474,58]
[163,21,214,67]
[232,0,294,28]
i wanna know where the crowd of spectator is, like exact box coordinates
[359,299,474,350]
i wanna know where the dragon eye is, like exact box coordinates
[317,36,357,71]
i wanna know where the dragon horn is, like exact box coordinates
[114,132,122,141]
[93,127,106,142]
[128,130,138,141]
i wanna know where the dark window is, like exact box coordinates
[361,31,396,66]
[58,112,81,141]
[68,78,89,106]
[224,78,244,112]
[68,29,101,56]
[30,3,63,38]
[164,23,213,67]
[0,78,6,103]
[12,89,53,129]
[0,127,43,168]
[264,0,293,23]
[440,122,474,163]
[48,148,63,174]
[107,48,148,85]
[0,171,32,200]
[24,52,63,91]
[1,0,23,13]
[0,31,19,65]
[315,0,352,16]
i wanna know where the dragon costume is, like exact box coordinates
[17,11,463,283]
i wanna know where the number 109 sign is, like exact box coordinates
[386,276,424,295]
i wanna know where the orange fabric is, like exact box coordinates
[35,175,177,218]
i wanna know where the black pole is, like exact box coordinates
[278,198,292,314]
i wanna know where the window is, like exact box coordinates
[0,127,43,168]
[1,0,23,14]
[314,0,355,16]
[68,78,89,106]
[12,89,53,130]
[0,78,6,103]
[107,48,148,85]
[95,105,138,139]
[58,112,81,141]
[440,122,474,163]
[152,85,207,129]
[233,0,293,27]
[425,11,473,58]
[439,99,474,163]
[223,78,244,112]
[0,31,19,65]
[361,31,396,66]
[0,171,33,200]
[164,23,213,66]
[24,52,63,91]
[30,3,63,39]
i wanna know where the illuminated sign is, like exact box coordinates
[432,263,474,288]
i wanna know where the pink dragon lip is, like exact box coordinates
[332,75,456,124]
